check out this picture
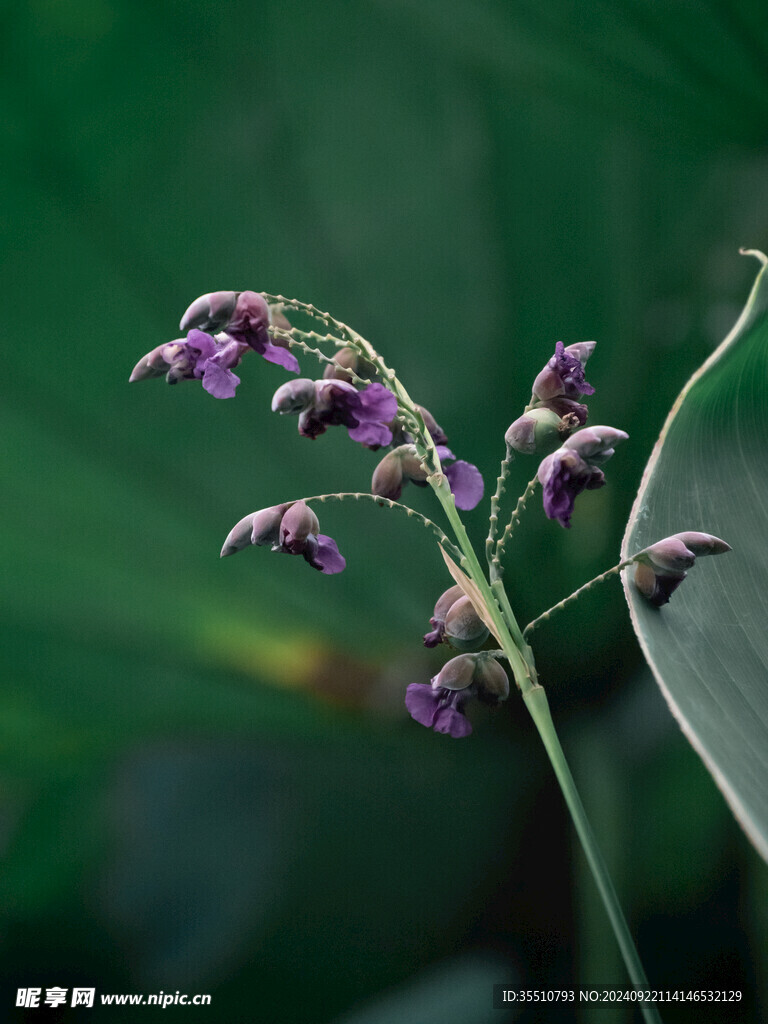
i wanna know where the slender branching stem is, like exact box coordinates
[265,301,659,1014]
[524,688,662,1024]
[302,491,463,563]
[262,293,355,341]
[269,326,354,373]
[523,559,636,638]
[486,453,513,569]
[494,475,539,571]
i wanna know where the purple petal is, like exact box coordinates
[348,421,393,447]
[436,444,456,462]
[445,461,484,510]
[202,361,240,399]
[554,341,594,397]
[306,534,346,574]
[356,383,397,422]
[432,706,473,738]
[404,683,440,728]
[261,342,300,374]
[186,329,219,360]
[423,618,444,648]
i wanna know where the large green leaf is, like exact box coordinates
[622,251,768,861]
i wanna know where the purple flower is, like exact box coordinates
[371,445,484,510]
[538,448,604,528]
[180,290,300,375]
[220,500,346,574]
[538,426,628,528]
[532,341,595,403]
[273,379,398,447]
[405,684,473,738]
[130,329,244,399]
[405,654,509,738]
[633,531,731,606]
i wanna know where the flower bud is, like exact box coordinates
[563,340,595,365]
[443,595,490,651]
[180,291,239,333]
[633,562,685,605]
[400,449,429,486]
[563,426,628,464]
[473,657,510,702]
[633,531,731,606]
[415,405,448,446]
[220,503,290,557]
[279,500,320,554]
[433,585,464,623]
[432,654,476,691]
[129,342,172,382]
[220,512,256,557]
[505,407,564,455]
[372,451,405,500]
[423,585,464,647]
[322,346,376,382]
[271,378,317,414]
[251,504,291,547]
[673,532,732,558]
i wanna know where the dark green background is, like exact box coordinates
[4,1,767,1021]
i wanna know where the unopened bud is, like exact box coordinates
[220,503,290,557]
[563,426,628,464]
[444,595,490,651]
[505,407,564,455]
[563,340,595,365]
[400,449,429,485]
[372,450,405,500]
[129,343,172,382]
[423,585,464,647]
[415,405,448,446]
[473,657,510,702]
[180,291,239,333]
[271,378,317,414]
[433,585,464,623]
[279,500,319,554]
[322,346,376,382]
[432,654,476,691]
[673,532,731,558]
[633,530,731,606]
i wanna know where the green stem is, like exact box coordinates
[302,491,463,563]
[524,687,663,1024]
[262,293,354,341]
[486,453,513,568]
[494,476,539,571]
[430,483,533,689]
[523,559,635,638]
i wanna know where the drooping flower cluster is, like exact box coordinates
[405,653,510,738]
[181,290,300,374]
[632,532,731,606]
[129,291,300,400]
[221,501,346,575]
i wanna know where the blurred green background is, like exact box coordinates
[4,1,768,1021]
